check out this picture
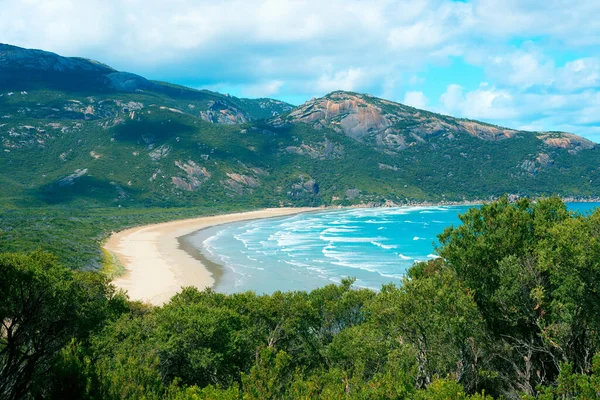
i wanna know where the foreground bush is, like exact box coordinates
[2,197,600,399]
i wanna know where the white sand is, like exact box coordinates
[104,208,317,305]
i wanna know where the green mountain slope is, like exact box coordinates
[1,44,599,210]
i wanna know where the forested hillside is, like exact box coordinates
[2,198,600,399]
[2,43,600,212]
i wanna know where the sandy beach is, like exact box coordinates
[104,208,318,305]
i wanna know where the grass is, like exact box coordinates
[100,248,125,280]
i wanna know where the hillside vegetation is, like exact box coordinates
[2,198,600,399]
[1,43,600,212]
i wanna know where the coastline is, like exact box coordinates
[104,207,319,305]
[103,198,599,306]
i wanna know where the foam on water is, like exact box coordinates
[186,203,600,294]
[371,241,397,250]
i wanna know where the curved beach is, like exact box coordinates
[104,208,317,305]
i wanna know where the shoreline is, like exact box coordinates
[104,199,600,306]
[104,207,319,305]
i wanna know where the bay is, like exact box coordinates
[183,203,600,294]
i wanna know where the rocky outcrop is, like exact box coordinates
[223,173,260,195]
[175,160,211,178]
[276,91,593,157]
[285,138,343,159]
[379,163,400,171]
[456,121,516,141]
[536,153,553,167]
[226,173,259,187]
[283,92,390,141]
[199,100,249,124]
[537,133,595,152]
[172,160,211,191]
[149,145,171,161]
[288,176,320,199]
[345,188,361,199]
[58,168,87,186]
[520,160,538,175]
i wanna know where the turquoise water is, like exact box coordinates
[186,203,600,294]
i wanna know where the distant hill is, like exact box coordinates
[1,43,599,209]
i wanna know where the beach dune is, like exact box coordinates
[104,208,316,305]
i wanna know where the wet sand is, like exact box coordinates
[104,208,317,305]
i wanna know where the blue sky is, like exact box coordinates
[1,0,600,140]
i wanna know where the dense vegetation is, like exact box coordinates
[0,206,246,269]
[2,197,600,399]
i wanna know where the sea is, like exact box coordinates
[183,203,600,294]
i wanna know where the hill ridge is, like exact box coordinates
[0,43,599,209]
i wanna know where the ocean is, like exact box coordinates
[183,203,600,294]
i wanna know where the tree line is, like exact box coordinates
[1,197,600,399]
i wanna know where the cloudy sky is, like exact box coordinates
[1,0,599,140]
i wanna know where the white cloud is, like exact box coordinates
[438,82,600,140]
[1,0,600,137]
[557,58,600,91]
[403,91,428,109]
[315,67,365,93]
[440,83,517,120]
[387,22,446,50]
[440,84,463,111]
[242,80,285,97]
[480,45,600,93]
[487,49,555,89]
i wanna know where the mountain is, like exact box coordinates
[0,44,293,122]
[277,91,595,153]
[1,43,599,210]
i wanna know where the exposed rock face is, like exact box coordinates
[149,145,171,161]
[199,100,249,124]
[536,153,553,167]
[284,92,390,141]
[303,180,319,194]
[58,168,87,186]
[379,163,400,171]
[520,153,557,176]
[175,160,211,178]
[172,177,200,191]
[285,138,343,159]
[172,160,211,191]
[276,91,591,155]
[289,177,320,198]
[537,133,595,152]
[226,173,259,187]
[345,188,360,199]
[457,121,516,140]
[222,173,260,195]
[520,160,538,175]
[254,99,294,116]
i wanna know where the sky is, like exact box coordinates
[1,0,600,140]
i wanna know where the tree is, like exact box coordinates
[436,197,600,395]
[369,259,484,391]
[0,251,126,399]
